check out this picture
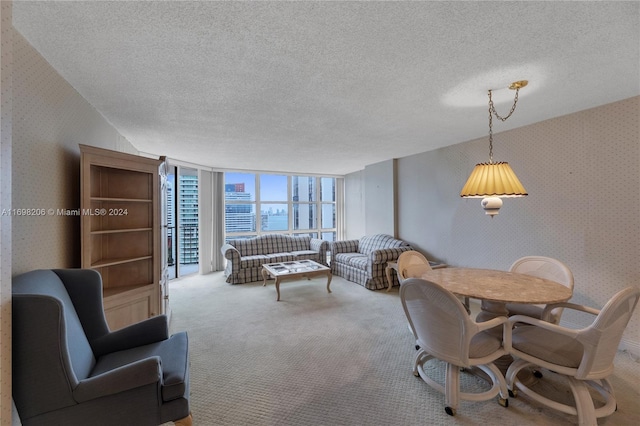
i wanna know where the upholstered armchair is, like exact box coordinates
[330,234,412,290]
[12,269,192,426]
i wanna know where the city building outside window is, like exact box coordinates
[224,172,337,242]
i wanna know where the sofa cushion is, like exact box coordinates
[222,234,329,284]
[359,234,406,255]
[291,250,318,257]
[266,252,295,263]
[335,253,367,266]
[230,234,313,256]
[348,255,370,270]
[289,235,312,251]
[229,238,264,256]
[240,255,269,268]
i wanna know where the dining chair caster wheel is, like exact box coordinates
[508,389,517,398]
[415,344,420,350]
[498,397,508,408]
[445,406,456,416]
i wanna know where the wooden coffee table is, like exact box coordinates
[262,260,332,301]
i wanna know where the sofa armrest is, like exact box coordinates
[73,357,162,403]
[221,243,240,260]
[309,238,324,252]
[330,239,359,255]
[370,246,412,264]
[92,315,169,357]
[221,244,241,275]
[311,238,329,265]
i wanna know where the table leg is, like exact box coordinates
[275,277,281,301]
[476,300,514,375]
[476,300,509,322]
[262,268,269,286]
[385,265,393,292]
[326,272,332,294]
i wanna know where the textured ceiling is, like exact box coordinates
[12,1,640,176]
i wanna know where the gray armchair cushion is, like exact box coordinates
[92,332,189,402]
[73,357,162,403]
[12,270,97,417]
[12,295,82,419]
[91,315,170,358]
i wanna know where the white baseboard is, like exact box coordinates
[619,338,640,358]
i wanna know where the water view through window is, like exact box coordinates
[224,173,336,242]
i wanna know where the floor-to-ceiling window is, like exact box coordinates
[260,174,288,232]
[224,173,338,242]
[178,167,199,275]
[166,166,177,279]
[168,166,200,280]
[224,173,256,240]
[319,177,337,242]
[292,175,317,237]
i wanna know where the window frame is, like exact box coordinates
[224,173,339,242]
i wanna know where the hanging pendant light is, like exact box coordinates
[460,80,528,217]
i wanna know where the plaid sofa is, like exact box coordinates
[221,234,329,284]
[330,234,412,290]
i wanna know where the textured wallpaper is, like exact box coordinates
[5,12,640,421]
[0,2,12,423]
[4,28,137,424]
[394,96,639,351]
[11,30,137,275]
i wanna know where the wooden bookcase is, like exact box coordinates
[80,144,166,330]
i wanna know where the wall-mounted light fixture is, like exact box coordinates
[460,80,528,217]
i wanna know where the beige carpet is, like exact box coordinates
[168,272,640,426]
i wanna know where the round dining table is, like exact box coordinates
[418,267,573,318]
[418,267,573,375]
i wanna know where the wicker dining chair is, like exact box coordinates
[400,278,509,416]
[504,256,574,324]
[504,286,640,425]
[396,250,432,282]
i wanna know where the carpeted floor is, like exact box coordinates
[168,272,640,425]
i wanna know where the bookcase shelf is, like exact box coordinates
[91,228,153,235]
[90,255,153,269]
[90,197,152,202]
[80,144,167,331]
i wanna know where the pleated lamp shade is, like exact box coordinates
[460,162,527,198]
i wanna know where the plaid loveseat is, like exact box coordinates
[221,234,329,284]
[329,234,413,290]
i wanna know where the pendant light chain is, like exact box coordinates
[487,87,520,164]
